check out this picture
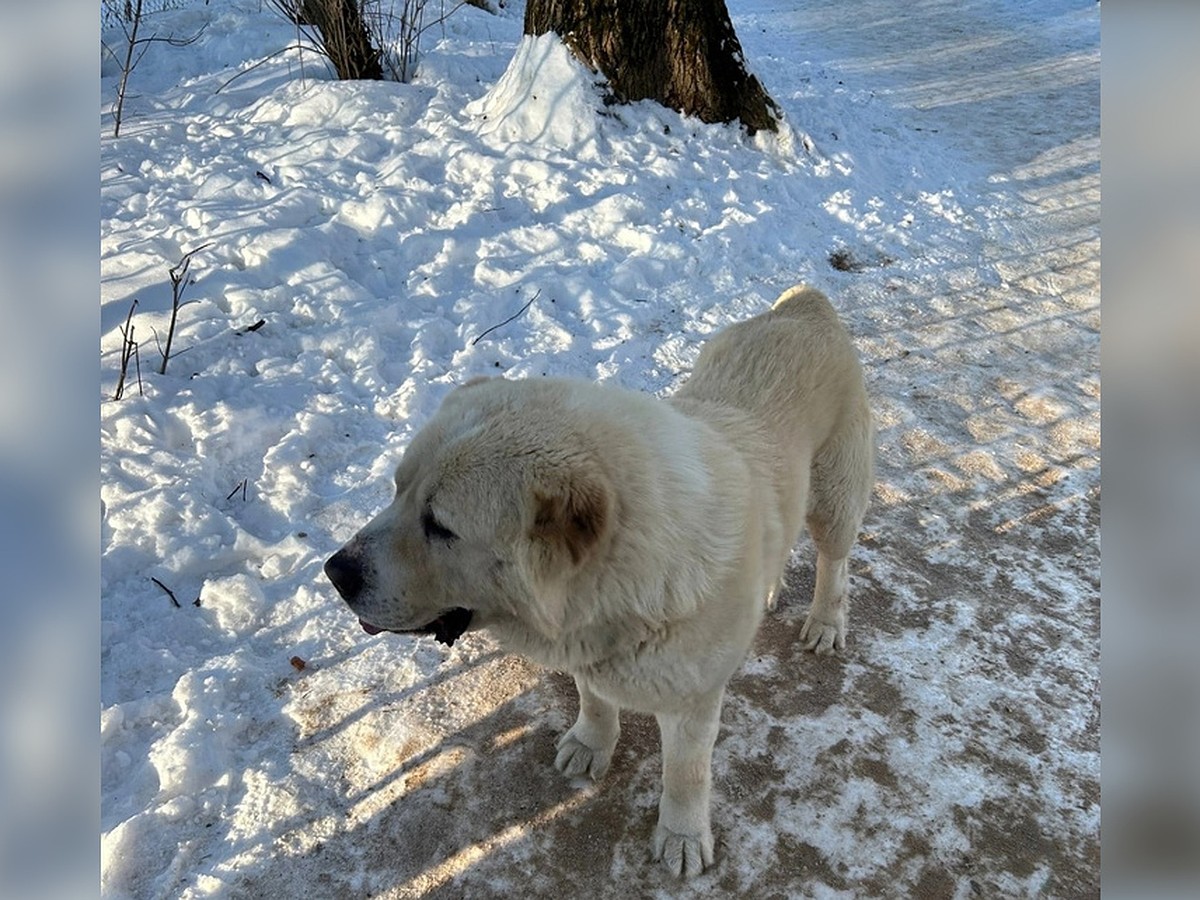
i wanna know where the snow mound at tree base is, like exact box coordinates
[467,32,606,155]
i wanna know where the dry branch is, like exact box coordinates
[107,0,208,136]
[472,290,540,345]
[113,298,143,401]
[158,243,211,375]
[227,478,249,502]
[150,576,180,608]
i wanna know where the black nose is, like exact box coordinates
[324,548,364,603]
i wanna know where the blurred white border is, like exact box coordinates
[1102,2,1200,897]
[0,2,98,897]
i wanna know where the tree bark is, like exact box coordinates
[524,0,778,133]
[300,0,384,81]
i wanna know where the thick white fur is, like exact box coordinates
[333,285,874,877]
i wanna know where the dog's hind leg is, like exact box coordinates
[800,413,873,655]
[801,551,852,654]
[555,675,620,780]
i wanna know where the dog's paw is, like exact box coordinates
[554,728,614,780]
[800,611,845,655]
[653,823,714,878]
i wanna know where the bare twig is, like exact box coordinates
[159,243,211,375]
[472,289,540,346]
[379,0,469,83]
[133,335,143,395]
[150,576,181,608]
[227,478,249,501]
[133,28,207,49]
[215,44,325,95]
[112,0,144,137]
[109,0,208,136]
[113,298,142,401]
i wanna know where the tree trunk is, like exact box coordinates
[301,0,384,81]
[524,0,779,134]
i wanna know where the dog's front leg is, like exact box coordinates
[555,675,620,779]
[653,689,723,878]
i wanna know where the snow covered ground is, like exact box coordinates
[100,1,1100,896]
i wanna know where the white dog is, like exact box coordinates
[325,285,874,877]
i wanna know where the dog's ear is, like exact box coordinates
[531,475,611,568]
[521,473,611,641]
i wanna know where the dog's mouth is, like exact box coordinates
[359,607,474,647]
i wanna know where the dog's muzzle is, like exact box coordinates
[323,547,474,647]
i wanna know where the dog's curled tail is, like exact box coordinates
[771,284,834,318]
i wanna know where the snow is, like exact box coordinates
[100,1,1099,896]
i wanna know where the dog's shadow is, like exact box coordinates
[369,667,667,897]
[230,562,853,898]
[278,648,687,897]
[381,570,848,898]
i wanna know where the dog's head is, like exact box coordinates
[324,378,613,647]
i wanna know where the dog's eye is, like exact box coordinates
[421,509,457,542]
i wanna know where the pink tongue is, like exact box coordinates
[360,619,383,635]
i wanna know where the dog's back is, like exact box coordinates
[769,283,839,319]
[671,284,867,455]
